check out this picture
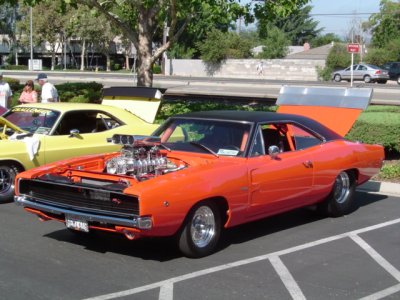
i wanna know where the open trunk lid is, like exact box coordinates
[276,86,373,136]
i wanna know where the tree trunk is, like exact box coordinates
[80,40,86,71]
[125,54,130,70]
[51,48,56,71]
[106,53,111,72]
[136,26,153,87]
[14,49,18,66]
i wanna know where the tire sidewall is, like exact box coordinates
[0,164,19,203]
[364,75,371,83]
[334,74,341,82]
[178,201,221,258]
[319,171,356,217]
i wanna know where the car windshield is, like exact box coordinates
[153,118,252,157]
[3,107,60,135]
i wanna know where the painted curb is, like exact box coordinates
[358,181,400,195]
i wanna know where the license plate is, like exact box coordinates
[65,214,89,232]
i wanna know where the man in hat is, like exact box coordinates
[36,73,59,103]
[0,71,13,109]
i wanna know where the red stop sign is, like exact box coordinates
[347,43,360,53]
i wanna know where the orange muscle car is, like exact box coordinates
[14,87,384,257]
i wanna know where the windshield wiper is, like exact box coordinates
[159,143,171,152]
[189,141,219,157]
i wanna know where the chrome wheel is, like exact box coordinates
[333,172,350,204]
[364,75,371,83]
[190,206,216,248]
[0,166,14,195]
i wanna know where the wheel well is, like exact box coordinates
[0,160,25,172]
[344,168,358,183]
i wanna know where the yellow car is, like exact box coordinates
[0,103,158,202]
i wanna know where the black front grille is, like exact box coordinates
[19,179,139,217]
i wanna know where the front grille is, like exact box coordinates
[19,179,139,217]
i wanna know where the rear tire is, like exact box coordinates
[364,75,372,83]
[0,164,19,203]
[318,171,356,217]
[178,201,221,258]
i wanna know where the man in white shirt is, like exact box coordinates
[0,72,13,109]
[36,73,59,103]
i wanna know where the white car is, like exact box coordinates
[332,64,389,84]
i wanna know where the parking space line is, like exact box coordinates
[159,283,174,300]
[83,218,400,300]
[359,283,400,300]
[269,255,306,300]
[350,234,400,282]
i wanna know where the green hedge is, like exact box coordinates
[346,106,400,155]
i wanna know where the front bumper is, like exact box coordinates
[14,195,152,230]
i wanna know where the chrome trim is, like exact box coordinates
[14,195,140,228]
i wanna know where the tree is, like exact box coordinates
[257,5,321,46]
[0,3,22,65]
[257,26,289,59]
[364,0,400,48]
[197,28,253,64]
[3,0,310,87]
[310,33,342,48]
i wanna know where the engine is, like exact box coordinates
[105,134,185,181]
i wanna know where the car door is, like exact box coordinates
[246,124,318,218]
[355,64,367,80]
[42,110,128,164]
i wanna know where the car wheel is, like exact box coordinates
[364,75,372,83]
[178,201,221,258]
[0,164,19,203]
[333,74,341,82]
[397,75,400,85]
[318,171,356,217]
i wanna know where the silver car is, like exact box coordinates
[332,64,389,84]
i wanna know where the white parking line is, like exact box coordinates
[83,218,400,300]
[269,255,306,300]
[359,283,400,300]
[350,234,400,282]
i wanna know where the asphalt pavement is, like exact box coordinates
[1,189,400,300]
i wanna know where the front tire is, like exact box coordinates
[318,171,356,217]
[0,164,19,203]
[178,201,221,258]
[333,74,341,82]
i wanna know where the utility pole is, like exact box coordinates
[29,7,33,70]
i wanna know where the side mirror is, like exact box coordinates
[268,145,280,159]
[69,129,80,137]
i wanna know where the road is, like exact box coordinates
[1,191,400,299]
[4,71,400,105]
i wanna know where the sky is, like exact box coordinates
[309,0,381,36]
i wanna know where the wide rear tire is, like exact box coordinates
[318,171,356,217]
[178,201,221,258]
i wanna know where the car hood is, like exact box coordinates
[276,86,373,136]
[0,116,27,139]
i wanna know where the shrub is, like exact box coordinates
[3,65,28,70]
[153,64,162,74]
[56,82,103,103]
[4,77,21,91]
[346,106,400,155]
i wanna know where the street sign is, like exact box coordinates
[347,43,360,53]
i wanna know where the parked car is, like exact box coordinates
[14,86,384,258]
[387,62,400,85]
[0,103,158,202]
[332,64,389,83]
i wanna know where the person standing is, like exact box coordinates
[18,80,38,104]
[36,73,59,103]
[0,72,13,109]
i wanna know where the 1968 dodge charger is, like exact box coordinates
[14,87,384,257]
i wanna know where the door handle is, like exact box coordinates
[303,160,313,168]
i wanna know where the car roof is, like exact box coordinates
[173,110,342,141]
[20,102,113,112]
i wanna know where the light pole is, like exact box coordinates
[29,6,33,70]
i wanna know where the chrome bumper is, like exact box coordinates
[14,195,145,228]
